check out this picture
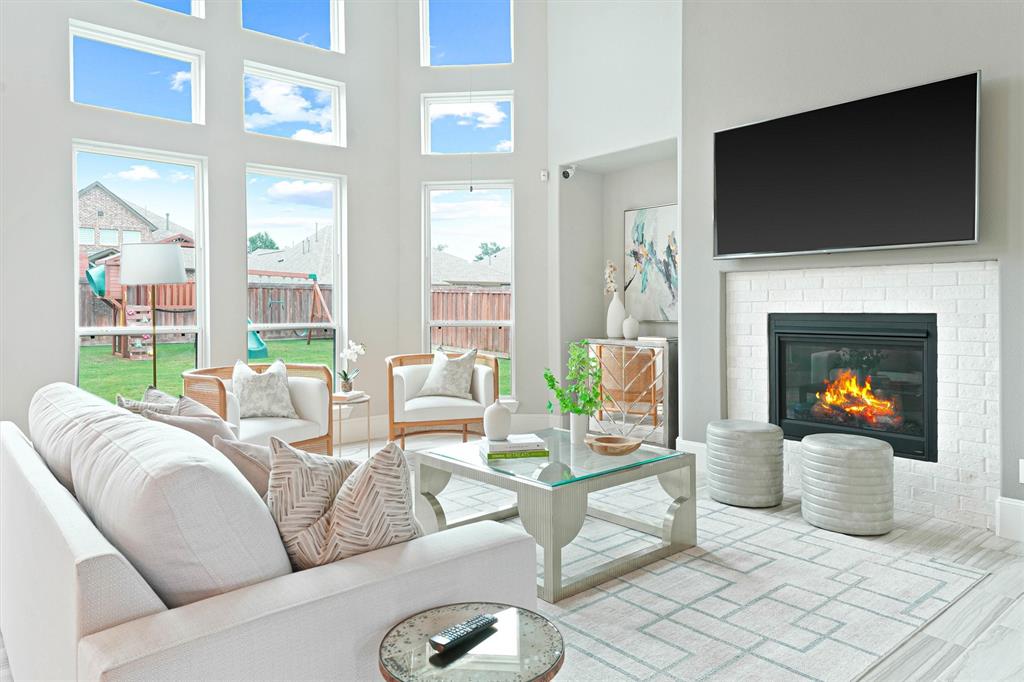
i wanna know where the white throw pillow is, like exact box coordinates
[28,382,292,608]
[232,359,299,419]
[417,349,477,400]
[266,439,422,569]
[213,436,271,497]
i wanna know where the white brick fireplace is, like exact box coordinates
[725,261,1000,529]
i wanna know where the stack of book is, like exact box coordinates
[479,433,549,460]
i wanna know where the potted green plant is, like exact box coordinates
[544,339,602,443]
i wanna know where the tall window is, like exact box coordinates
[137,0,205,17]
[74,143,205,401]
[246,166,341,372]
[242,0,344,53]
[420,0,512,66]
[422,92,513,154]
[425,184,513,395]
[70,21,204,124]
[244,62,345,146]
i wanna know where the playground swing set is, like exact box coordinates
[86,257,333,361]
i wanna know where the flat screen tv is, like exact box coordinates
[714,72,979,259]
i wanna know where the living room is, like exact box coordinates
[1,1,1022,680]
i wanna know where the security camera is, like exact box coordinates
[561,165,576,180]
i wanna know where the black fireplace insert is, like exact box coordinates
[768,313,937,461]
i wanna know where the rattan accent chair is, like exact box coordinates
[183,363,333,455]
[386,352,499,448]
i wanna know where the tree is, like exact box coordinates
[247,231,278,253]
[435,243,448,252]
[474,241,504,263]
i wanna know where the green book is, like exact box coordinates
[483,449,549,461]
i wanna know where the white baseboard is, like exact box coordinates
[996,496,1024,542]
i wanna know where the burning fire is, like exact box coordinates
[813,370,902,427]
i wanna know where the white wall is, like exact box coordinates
[679,1,1024,500]
[602,156,677,338]
[0,1,403,429]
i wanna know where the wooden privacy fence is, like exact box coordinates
[430,286,511,357]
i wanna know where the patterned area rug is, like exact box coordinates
[440,477,988,681]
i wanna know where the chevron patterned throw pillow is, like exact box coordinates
[266,438,422,569]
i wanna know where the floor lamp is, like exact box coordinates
[120,244,187,389]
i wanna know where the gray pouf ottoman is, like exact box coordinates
[706,420,784,508]
[800,433,894,535]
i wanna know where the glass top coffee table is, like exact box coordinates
[378,602,564,681]
[414,428,696,602]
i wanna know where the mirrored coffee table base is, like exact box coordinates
[414,430,696,603]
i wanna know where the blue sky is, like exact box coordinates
[428,0,512,66]
[244,75,334,144]
[73,37,192,122]
[76,152,196,231]
[246,172,334,253]
[242,0,332,50]
[430,99,512,153]
[430,188,512,262]
[139,0,192,14]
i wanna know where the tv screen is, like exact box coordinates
[714,73,979,258]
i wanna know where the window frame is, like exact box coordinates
[69,20,206,125]
[245,164,346,373]
[420,91,514,156]
[241,0,345,54]
[135,0,207,19]
[422,181,515,397]
[419,0,514,67]
[72,139,209,378]
[243,61,347,148]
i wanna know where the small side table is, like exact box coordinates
[332,393,371,457]
[379,602,564,681]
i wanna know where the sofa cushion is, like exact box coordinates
[417,350,477,400]
[28,382,292,608]
[233,360,299,419]
[212,436,271,497]
[143,410,237,445]
[266,439,421,569]
[238,416,322,447]
[395,395,485,423]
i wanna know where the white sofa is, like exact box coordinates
[387,353,498,447]
[0,384,536,680]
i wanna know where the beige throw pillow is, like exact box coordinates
[232,360,299,419]
[417,349,477,399]
[175,394,221,418]
[213,436,271,497]
[116,386,179,414]
[142,410,237,444]
[266,439,422,569]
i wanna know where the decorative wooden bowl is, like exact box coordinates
[585,435,643,456]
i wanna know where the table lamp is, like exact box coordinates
[120,243,187,388]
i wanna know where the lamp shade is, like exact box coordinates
[120,244,187,285]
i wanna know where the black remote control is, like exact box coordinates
[428,613,498,653]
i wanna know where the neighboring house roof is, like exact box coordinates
[247,225,334,284]
[78,181,193,239]
[431,249,510,286]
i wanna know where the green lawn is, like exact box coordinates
[79,338,512,402]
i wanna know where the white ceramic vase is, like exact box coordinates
[606,292,625,339]
[622,315,639,340]
[483,400,512,441]
[569,413,589,444]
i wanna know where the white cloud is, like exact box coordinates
[266,179,333,207]
[169,170,192,183]
[495,139,513,152]
[429,101,507,129]
[116,165,160,181]
[244,76,331,132]
[169,71,192,92]
[297,32,310,43]
[291,129,334,145]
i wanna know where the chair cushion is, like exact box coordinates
[27,383,292,608]
[238,416,323,447]
[417,349,477,400]
[232,360,299,419]
[395,395,485,423]
[266,439,421,569]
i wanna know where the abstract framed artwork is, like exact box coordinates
[624,203,679,322]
